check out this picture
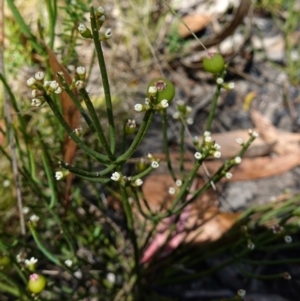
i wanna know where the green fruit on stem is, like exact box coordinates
[28,273,46,294]
[203,53,225,74]
[147,78,175,104]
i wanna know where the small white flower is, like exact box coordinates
[204,131,211,137]
[186,118,193,125]
[186,106,192,114]
[225,172,232,179]
[237,289,246,297]
[55,171,64,180]
[144,98,150,105]
[25,257,38,267]
[16,253,23,263]
[22,207,30,214]
[106,272,116,284]
[97,6,105,15]
[213,151,221,158]
[75,80,85,89]
[247,240,255,250]
[55,87,62,94]
[111,172,121,181]
[248,129,259,138]
[104,28,112,39]
[172,112,180,120]
[74,269,82,279]
[76,66,86,75]
[78,24,87,33]
[31,98,42,107]
[30,215,39,222]
[214,143,221,150]
[151,161,159,169]
[50,81,59,90]
[43,80,51,88]
[234,157,242,164]
[194,152,202,160]
[134,179,143,186]
[168,187,176,195]
[34,71,45,81]
[128,197,134,204]
[27,77,36,87]
[216,78,224,85]
[98,15,105,23]
[193,136,199,143]
[205,136,212,143]
[147,153,153,159]
[64,259,73,267]
[160,99,169,108]
[148,86,157,94]
[3,179,10,187]
[31,90,38,97]
[236,138,244,145]
[228,82,235,89]
[284,235,292,243]
[175,180,182,187]
[134,104,143,112]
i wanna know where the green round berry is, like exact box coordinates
[203,53,225,74]
[28,273,46,294]
[147,78,175,104]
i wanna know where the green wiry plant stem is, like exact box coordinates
[79,88,114,160]
[162,110,176,181]
[117,109,155,163]
[43,93,110,164]
[205,73,225,132]
[119,185,141,295]
[90,7,116,155]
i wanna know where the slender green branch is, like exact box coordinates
[57,72,96,133]
[43,93,110,164]
[79,88,114,159]
[205,73,225,132]
[162,110,176,181]
[28,222,61,266]
[90,7,116,154]
[119,185,141,293]
[116,109,155,163]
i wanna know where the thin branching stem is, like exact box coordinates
[90,7,116,155]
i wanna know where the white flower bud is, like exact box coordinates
[31,98,43,107]
[34,71,45,81]
[104,28,112,39]
[111,172,121,181]
[225,172,232,179]
[213,151,221,158]
[27,77,36,88]
[236,138,244,145]
[234,157,242,164]
[194,152,202,160]
[151,161,159,169]
[76,66,86,75]
[134,179,143,186]
[216,78,224,85]
[134,104,143,112]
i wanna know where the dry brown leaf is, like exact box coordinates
[140,174,237,261]
[194,130,275,158]
[184,209,240,244]
[46,47,80,203]
[178,15,212,38]
[251,109,300,155]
